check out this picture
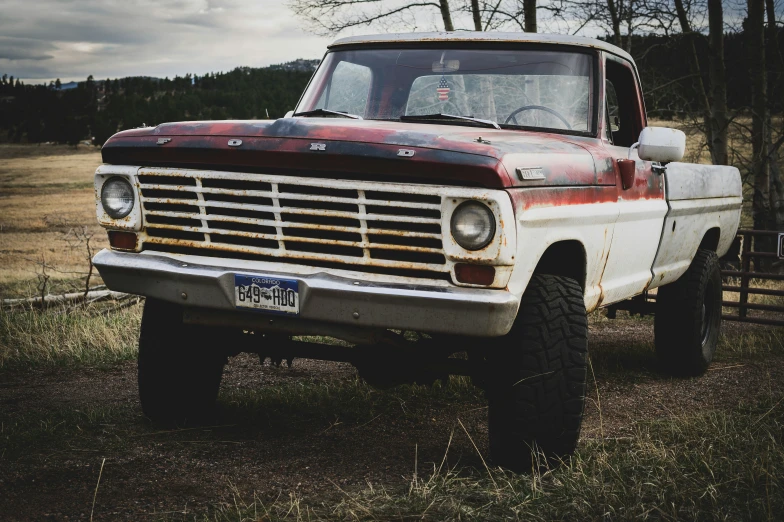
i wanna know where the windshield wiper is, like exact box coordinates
[400,113,500,129]
[292,108,362,119]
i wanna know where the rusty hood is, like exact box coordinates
[101,118,600,189]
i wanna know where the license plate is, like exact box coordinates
[234,274,299,315]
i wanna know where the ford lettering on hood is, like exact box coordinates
[102,118,600,188]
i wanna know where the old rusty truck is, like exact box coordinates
[93,32,742,470]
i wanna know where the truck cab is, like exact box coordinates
[94,32,742,470]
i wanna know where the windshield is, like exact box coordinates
[296,47,596,134]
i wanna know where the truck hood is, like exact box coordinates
[101,118,601,189]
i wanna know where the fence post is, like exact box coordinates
[739,232,752,319]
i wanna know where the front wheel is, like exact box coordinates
[485,274,588,471]
[138,298,227,425]
[654,249,722,376]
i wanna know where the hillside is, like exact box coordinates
[0,60,319,145]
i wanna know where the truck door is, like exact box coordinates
[598,54,668,305]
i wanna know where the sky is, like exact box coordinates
[3,0,767,85]
[0,0,334,84]
[0,0,605,85]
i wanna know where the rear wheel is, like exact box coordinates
[485,274,588,471]
[138,298,227,425]
[655,249,722,376]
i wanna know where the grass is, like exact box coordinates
[0,303,142,369]
[3,358,779,521]
[585,310,784,378]
[0,143,107,293]
[190,395,784,521]
[217,374,482,439]
[1,306,781,519]
[0,375,481,463]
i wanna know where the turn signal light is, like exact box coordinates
[455,263,495,285]
[108,231,138,250]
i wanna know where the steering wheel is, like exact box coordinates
[504,105,572,130]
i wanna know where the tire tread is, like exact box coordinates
[487,274,588,470]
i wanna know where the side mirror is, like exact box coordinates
[634,126,686,163]
[284,110,294,118]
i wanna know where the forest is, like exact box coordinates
[0,32,780,148]
[0,32,780,145]
[0,60,319,146]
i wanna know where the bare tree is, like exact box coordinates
[707,0,728,165]
[607,0,624,45]
[471,0,483,29]
[289,0,541,34]
[64,226,96,302]
[36,254,50,312]
[441,0,456,29]
[765,0,784,228]
[672,0,714,153]
[288,0,456,34]
[748,0,769,232]
[552,0,674,50]
[525,0,538,31]
[474,1,530,31]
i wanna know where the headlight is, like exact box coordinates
[450,200,496,250]
[101,177,135,219]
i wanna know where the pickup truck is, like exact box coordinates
[93,32,742,470]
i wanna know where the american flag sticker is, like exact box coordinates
[437,75,450,101]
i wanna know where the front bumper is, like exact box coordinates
[93,249,519,337]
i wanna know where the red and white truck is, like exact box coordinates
[93,32,742,469]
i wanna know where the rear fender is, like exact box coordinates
[650,163,742,289]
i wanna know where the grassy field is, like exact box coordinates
[0,309,782,520]
[1,140,783,520]
[0,143,107,297]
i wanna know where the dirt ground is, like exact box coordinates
[1,317,782,521]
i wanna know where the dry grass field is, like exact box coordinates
[0,144,107,297]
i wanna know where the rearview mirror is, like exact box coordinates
[635,126,685,163]
[432,60,460,73]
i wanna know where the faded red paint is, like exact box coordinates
[508,186,618,211]
[103,119,633,191]
[103,44,664,205]
[505,141,664,217]
[103,121,516,188]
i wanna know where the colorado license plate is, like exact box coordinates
[234,274,299,315]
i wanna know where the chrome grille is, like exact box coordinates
[137,170,448,278]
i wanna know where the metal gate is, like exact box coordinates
[720,229,784,327]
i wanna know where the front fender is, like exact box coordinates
[507,187,619,312]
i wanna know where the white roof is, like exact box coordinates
[329,31,634,64]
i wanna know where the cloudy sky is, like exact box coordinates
[4,0,758,85]
[0,0,608,85]
[1,0,336,84]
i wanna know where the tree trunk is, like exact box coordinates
[606,0,622,47]
[524,0,537,32]
[748,0,770,232]
[766,0,784,70]
[471,0,482,31]
[707,0,728,165]
[674,0,714,163]
[765,0,784,228]
[439,0,454,31]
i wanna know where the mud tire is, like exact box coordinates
[655,249,722,376]
[486,274,588,471]
[138,298,227,425]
